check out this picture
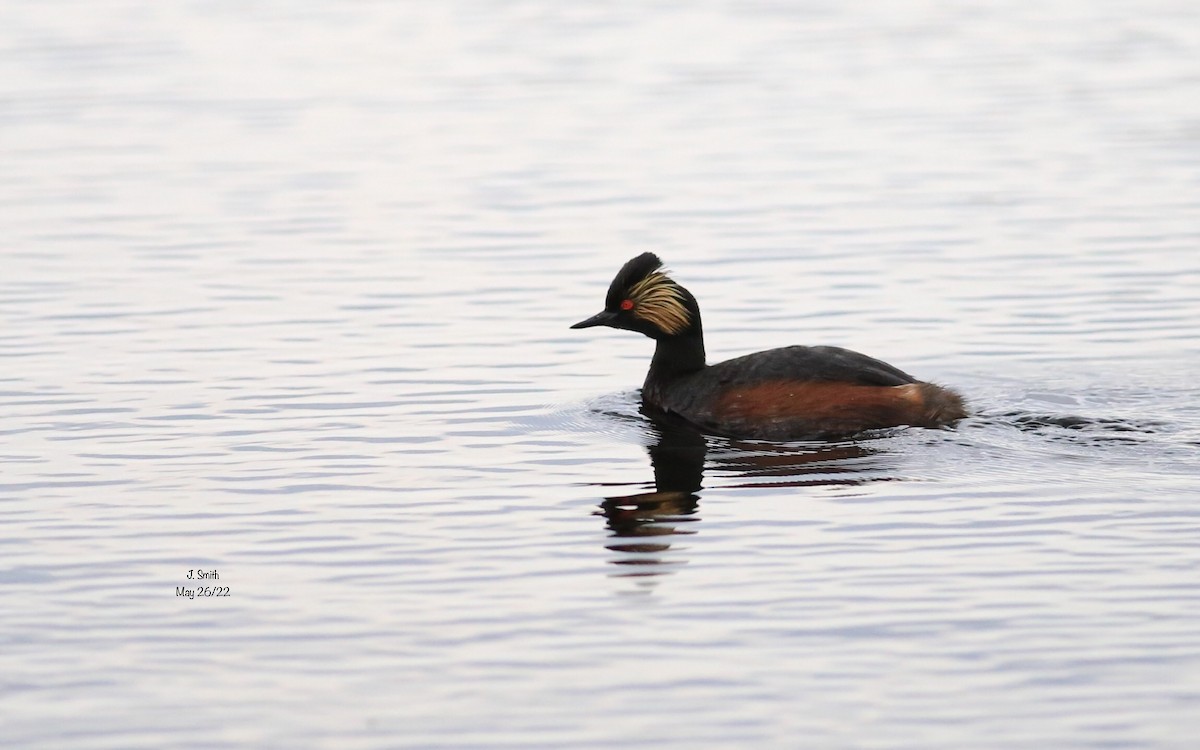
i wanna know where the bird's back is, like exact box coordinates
[648,345,963,439]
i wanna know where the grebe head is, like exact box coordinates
[570,252,699,340]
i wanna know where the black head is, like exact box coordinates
[571,252,699,339]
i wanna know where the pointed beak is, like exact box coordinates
[570,310,617,330]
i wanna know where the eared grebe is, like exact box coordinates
[571,252,967,440]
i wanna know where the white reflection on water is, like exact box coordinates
[3,1,1200,748]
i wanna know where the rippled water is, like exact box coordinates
[4,2,1200,748]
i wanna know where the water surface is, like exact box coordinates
[3,1,1200,748]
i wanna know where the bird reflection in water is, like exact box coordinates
[597,408,892,578]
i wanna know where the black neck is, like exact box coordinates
[644,326,706,395]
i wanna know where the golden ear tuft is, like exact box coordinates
[628,271,689,335]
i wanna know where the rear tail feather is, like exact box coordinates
[918,382,968,426]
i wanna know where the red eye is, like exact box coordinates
[620,299,634,311]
